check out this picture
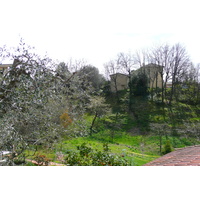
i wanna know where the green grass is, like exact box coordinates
[24,135,200,166]
[51,123,200,165]
[55,135,160,166]
[23,131,200,166]
[23,101,200,166]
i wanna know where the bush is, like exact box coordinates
[163,140,173,154]
[60,110,73,128]
[64,143,129,166]
[33,153,51,166]
[13,157,26,165]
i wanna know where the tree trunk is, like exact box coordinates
[159,131,162,155]
[90,112,98,136]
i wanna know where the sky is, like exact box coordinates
[1,0,200,74]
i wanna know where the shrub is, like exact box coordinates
[60,110,73,128]
[33,153,51,166]
[163,140,173,154]
[64,143,129,166]
[13,157,26,165]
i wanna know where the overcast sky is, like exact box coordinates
[1,0,199,73]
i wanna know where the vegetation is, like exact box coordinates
[0,40,200,166]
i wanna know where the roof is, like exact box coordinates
[0,64,12,70]
[144,63,163,68]
[144,145,200,166]
[0,64,12,76]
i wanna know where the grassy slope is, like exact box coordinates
[55,136,159,166]
[65,102,199,165]
[26,102,200,166]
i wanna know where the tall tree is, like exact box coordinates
[0,41,95,165]
[168,43,191,104]
[104,60,122,103]
[147,43,191,104]
[78,65,106,91]
[116,52,136,109]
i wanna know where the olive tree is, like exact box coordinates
[0,41,95,165]
[87,96,110,135]
[77,65,106,92]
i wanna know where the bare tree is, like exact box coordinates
[104,60,121,93]
[148,44,172,102]
[116,52,136,75]
[196,64,200,104]
[134,47,164,101]
[116,52,137,109]
[104,52,136,80]
[147,43,191,104]
[104,60,119,78]
[134,48,150,67]
[104,53,136,108]
[62,58,88,73]
[168,44,191,104]
[181,63,200,104]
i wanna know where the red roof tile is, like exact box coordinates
[144,145,200,166]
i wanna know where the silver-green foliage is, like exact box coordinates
[0,41,96,164]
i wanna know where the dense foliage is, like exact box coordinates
[0,41,106,165]
[64,143,129,166]
[0,41,199,166]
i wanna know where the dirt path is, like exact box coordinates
[144,145,200,166]
[26,159,65,166]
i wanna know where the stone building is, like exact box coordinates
[110,73,129,92]
[0,64,12,75]
[131,63,163,89]
[110,64,163,92]
[0,60,21,76]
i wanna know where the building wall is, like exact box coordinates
[166,82,172,88]
[0,64,12,75]
[110,73,129,92]
[131,64,163,89]
[110,64,163,92]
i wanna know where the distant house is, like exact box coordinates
[166,82,172,88]
[110,73,129,92]
[110,64,163,92]
[131,63,163,89]
[0,59,20,76]
[0,64,12,75]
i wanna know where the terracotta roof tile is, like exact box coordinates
[144,145,200,166]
